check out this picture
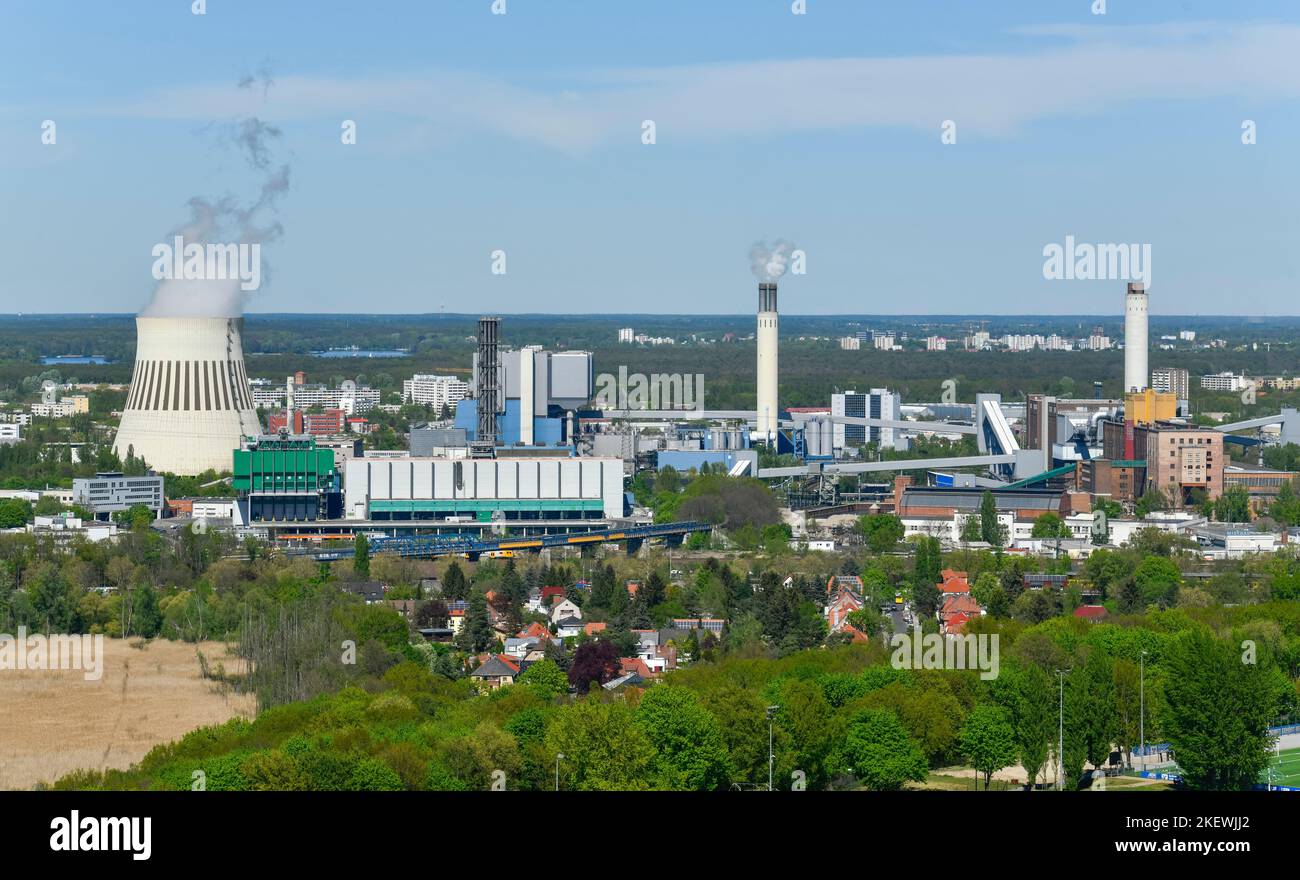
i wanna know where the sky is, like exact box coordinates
[1,0,1299,316]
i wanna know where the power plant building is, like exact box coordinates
[343,456,625,521]
[455,346,593,447]
[113,316,262,476]
[831,389,903,452]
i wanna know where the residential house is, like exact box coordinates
[1073,605,1109,622]
[550,598,582,624]
[939,594,983,635]
[342,582,386,604]
[584,622,608,637]
[469,654,523,690]
[825,585,864,635]
[671,618,724,634]
[555,616,584,639]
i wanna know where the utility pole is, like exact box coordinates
[555,753,564,792]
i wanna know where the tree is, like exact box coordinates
[414,599,448,629]
[960,704,1018,790]
[970,571,1008,618]
[637,686,730,790]
[1133,556,1181,609]
[911,536,941,617]
[0,498,32,529]
[1081,649,1117,770]
[1113,658,1141,768]
[441,559,467,601]
[959,515,982,544]
[858,514,904,554]
[517,658,569,699]
[459,590,493,653]
[1213,483,1251,523]
[842,709,928,791]
[1270,478,1300,526]
[979,491,1005,547]
[1162,629,1289,790]
[1135,486,1168,518]
[1010,664,1055,788]
[568,639,620,692]
[353,533,370,578]
[545,696,656,791]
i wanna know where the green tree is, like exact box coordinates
[960,703,1018,790]
[637,686,730,790]
[353,533,370,578]
[1010,664,1056,788]
[459,590,493,653]
[858,514,904,553]
[1213,483,1251,523]
[1161,629,1289,790]
[1133,556,1181,609]
[545,696,657,791]
[979,491,1006,547]
[0,498,31,529]
[517,658,569,699]
[441,559,467,601]
[970,571,1008,617]
[841,709,928,791]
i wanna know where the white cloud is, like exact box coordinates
[72,22,1300,153]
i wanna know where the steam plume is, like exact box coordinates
[142,67,290,318]
[749,239,796,282]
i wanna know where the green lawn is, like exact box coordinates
[1269,747,1300,788]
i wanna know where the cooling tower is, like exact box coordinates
[113,316,262,475]
[756,282,779,442]
[1124,282,1149,393]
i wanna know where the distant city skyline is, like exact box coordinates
[3,1,1299,316]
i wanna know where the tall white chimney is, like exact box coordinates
[1124,282,1149,393]
[756,282,779,441]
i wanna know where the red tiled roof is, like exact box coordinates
[540,586,566,600]
[584,622,608,635]
[519,622,550,639]
[941,594,982,615]
[1073,605,1109,620]
[497,654,520,673]
[620,657,653,678]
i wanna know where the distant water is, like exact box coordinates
[42,355,110,365]
[312,349,409,359]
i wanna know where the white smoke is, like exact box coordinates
[749,239,796,282]
[142,68,290,318]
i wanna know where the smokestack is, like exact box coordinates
[757,282,779,442]
[113,316,262,475]
[1124,282,1149,393]
[471,316,500,458]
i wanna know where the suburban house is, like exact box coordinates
[469,654,524,690]
[342,582,386,604]
[550,598,582,624]
[940,594,983,635]
[1073,605,1109,622]
[555,616,585,639]
[825,585,864,635]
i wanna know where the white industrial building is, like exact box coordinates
[832,388,903,452]
[344,456,625,521]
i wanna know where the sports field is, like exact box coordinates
[1267,747,1300,788]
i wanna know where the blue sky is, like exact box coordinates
[2,0,1299,316]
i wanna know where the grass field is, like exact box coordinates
[0,638,253,790]
[1267,747,1300,788]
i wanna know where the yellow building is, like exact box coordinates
[1125,389,1177,425]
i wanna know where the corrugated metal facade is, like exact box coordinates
[345,457,624,520]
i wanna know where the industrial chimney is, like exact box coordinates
[756,282,779,442]
[470,315,501,458]
[1124,282,1148,393]
[113,316,262,475]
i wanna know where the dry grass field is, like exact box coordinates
[0,638,254,790]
